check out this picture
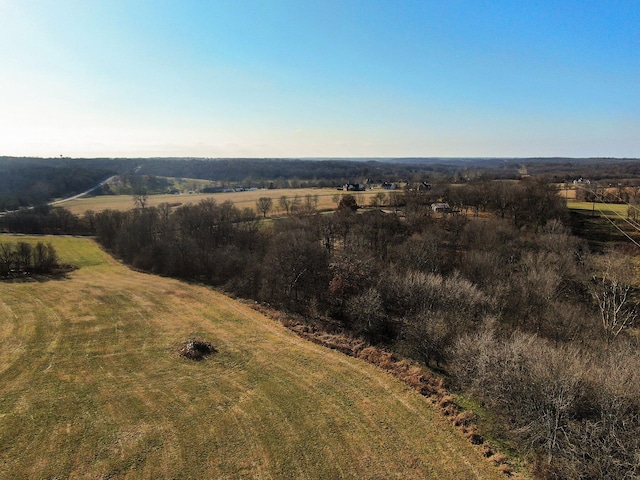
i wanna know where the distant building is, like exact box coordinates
[381,182,395,190]
[431,202,451,213]
[573,178,591,185]
[344,183,366,191]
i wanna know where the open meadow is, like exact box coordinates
[60,188,381,217]
[0,235,506,479]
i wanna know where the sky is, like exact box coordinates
[0,0,638,158]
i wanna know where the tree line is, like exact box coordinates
[0,240,60,277]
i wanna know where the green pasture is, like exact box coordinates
[567,201,633,218]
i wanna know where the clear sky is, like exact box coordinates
[1,0,638,158]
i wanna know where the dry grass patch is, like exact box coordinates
[0,236,511,479]
[62,187,381,216]
[267,314,527,477]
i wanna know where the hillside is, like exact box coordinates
[0,236,506,479]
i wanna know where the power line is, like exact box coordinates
[575,183,640,232]
[600,204,640,234]
[572,183,640,248]
[594,204,640,249]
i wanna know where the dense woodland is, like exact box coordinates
[3,161,640,478]
[0,158,119,211]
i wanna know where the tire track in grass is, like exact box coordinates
[215,294,494,480]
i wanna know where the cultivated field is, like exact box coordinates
[0,236,505,479]
[59,188,381,216]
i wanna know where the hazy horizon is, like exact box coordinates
[1,1,638,159]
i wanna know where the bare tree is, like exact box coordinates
[591,254,638,346]
[32,241,57,272]
[304,194,318,211]
[344,288,387,339]
[260,228,329,308]
[452,328,585,468]
[132,188,149,209]
[388,191,404,213]
[0,242,15,275]
[256,197,273,218]
[290,195,301,214]
[131,175,149,209]
[16,241,32,271]
[369,191,387,207]
[279,195,292,215]
[406,311,453,367]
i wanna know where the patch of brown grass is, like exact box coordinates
[0,237,511,479]
[255,311,524,478]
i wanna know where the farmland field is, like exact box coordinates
[59,188,381,216]
[567,201,631,217]
[0,235,506,479]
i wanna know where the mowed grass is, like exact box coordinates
[0,236,506,480]
[60,188,380,216]
[567,201,631,217]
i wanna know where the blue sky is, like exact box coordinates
[0,0,638,158]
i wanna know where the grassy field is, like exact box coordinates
[567,201,631,217]
[567,201,640,250]
[0,235,507,479]
[59,188,381,216]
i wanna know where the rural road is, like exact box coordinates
[0,174,118,216]
[48,175,118,205]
